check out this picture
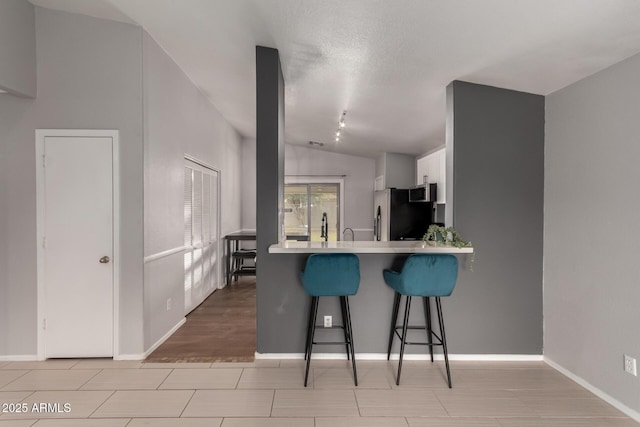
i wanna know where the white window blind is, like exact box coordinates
[184,160,220,314]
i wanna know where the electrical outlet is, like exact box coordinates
[624,355,637,376]
[166,298,172,311]
[324,315,332,328]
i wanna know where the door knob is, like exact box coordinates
[99,256,110,264]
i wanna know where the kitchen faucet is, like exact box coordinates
[343,227,355,242]
[320,212,328,242]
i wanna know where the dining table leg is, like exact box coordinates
[226,238,231,285]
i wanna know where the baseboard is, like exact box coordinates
[545,357,640,423]
[0,355,39,361]
[114,318,186,361]
[255,352,543,361]
[113,354,146,361]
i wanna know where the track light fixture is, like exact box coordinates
[335,110,347,142]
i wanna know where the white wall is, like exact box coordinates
[384,152,416,190]
[375,152,416,190]
[241,141,375,240]
[545,52,640,416]
[0,7,144,356]
[241,138,257,231]
[142,33,243,350]
[0,0,36,97]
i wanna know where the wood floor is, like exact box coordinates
[146,278,256,363]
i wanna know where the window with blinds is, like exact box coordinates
[184,159,220,314]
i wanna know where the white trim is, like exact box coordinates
[545,357,640,422]
[114,318,187,361]
[144,246,186,263]
[113,132,121,359]
[255,352,543,361]
[113,354,148,361]
[36,129,120,361]
[0,355,39,361]
[184,155,220,174]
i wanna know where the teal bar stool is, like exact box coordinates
[300,253,360,387]
[384,254,459,387]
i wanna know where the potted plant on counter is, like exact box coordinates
[423,224,474,270]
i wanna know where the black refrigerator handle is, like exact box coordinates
[375,206,381,241]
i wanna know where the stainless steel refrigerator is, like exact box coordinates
[373,189,434,241]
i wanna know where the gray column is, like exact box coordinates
[255,46,289,352]
[446,81,544,354]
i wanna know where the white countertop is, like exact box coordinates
[268,240,474,254]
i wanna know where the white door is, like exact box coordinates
[184,159,220,314]
[42,135,114,358]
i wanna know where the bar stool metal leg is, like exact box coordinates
[436,297,452,388]
[424,297,434,362]
[344,296,358,386]
[304,296,319,387]
[339,297,350,361]
[387,292,401,360]
[304,296,317,361]
[396,296,412,386]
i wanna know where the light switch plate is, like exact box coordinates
[624,355,637,376]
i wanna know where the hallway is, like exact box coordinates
[146,278,256,363]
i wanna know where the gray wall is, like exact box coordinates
[0,0,36,97]
[0,8,144,356]
[545,53,640,414]
[242,141,376,240]
[142,33,243,350]
[0,91,36,356]
[447,81,544,354]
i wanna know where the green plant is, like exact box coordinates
[423,225,474,270]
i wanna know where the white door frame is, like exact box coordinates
[184,154,223,291]
[35,129,120,360]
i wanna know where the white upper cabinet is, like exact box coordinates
[416,148,446,204]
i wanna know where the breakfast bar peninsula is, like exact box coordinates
[257,240,473,357]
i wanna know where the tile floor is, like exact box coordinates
[0,359,637,426]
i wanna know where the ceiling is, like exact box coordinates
[29,0,640,158]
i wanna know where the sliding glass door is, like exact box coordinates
[284,183,340,241]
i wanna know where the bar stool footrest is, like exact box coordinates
[312,341,352,346]
[393,327,444,345]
